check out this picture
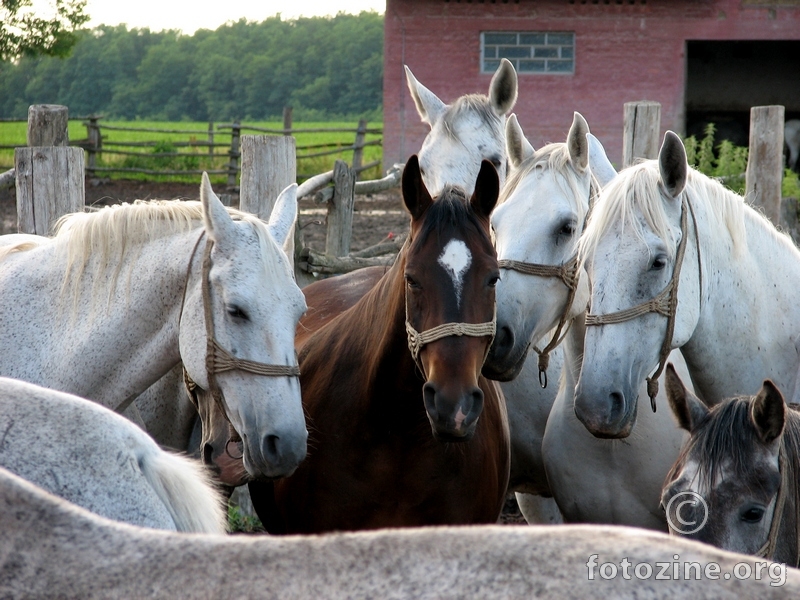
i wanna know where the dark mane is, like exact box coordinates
[671,397,800,489]
[411,186,488,249]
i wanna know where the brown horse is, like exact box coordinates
[265,156,509,533]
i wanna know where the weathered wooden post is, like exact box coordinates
[745,105,784,227]
[15,104,84,235]
[282,106,293,136]
[326,160,357,258]
[622,101,661,168]
[352,119,367,175]
[207,122,214,159]
[226,122,241,190]
[85,115,102,178]
[239,135,296,219]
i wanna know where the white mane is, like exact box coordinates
[579,160,749,264]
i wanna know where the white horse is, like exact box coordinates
[487,114,687,529]
[786,119,800,173]
[575,131,800,439]
[405,57,517,195]
[0,377,225,533]
[0,173,308,480]
[2,465,796,597]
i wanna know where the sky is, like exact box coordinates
[83,0,385,34]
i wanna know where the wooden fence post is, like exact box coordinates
[227,122,241,190]
[326,160,357,258]
[16,104,84,235]
[207,122,214,159]
[622,101,661,168]
[746,105,785,227]
[85,115,101,178]
[352,119,367,175]
[282,107,293,136]
[27,104,69,147]
[239,135,296,220]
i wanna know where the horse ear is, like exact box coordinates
[506,114,535,169]
[659,131,688,198]
[665,363,708,432]
[405,65,447,126]
[470,160,500,221]
[488,58,518,116]
[567,112,590,172]
[751,380,787,446]
[587,133,617,188]
[200,172,237,245]
[268,183,298,248]
[402,155,434,221]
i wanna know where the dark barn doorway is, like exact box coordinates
[685,40,800,147]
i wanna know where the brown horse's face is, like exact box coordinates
[403,156,500,441]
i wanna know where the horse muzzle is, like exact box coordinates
[483,323,530,381]
[423,382,484,441]
[573,384,638,439]
[241,428,308,480]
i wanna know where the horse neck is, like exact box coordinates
[558,312,586,398]
[682,199,800,402]
[50,230,200,405]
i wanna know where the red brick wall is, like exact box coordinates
[384,0,800,168]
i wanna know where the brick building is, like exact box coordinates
[383,0,800,168]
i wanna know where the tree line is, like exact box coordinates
[0,12,383,122]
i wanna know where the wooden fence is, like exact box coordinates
[2,101,791,285]
[0,108,381,185]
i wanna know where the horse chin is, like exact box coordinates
[482,343,530,382]
[431,427,477,443]
[579,398,639,440]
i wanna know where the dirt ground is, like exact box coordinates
[0,177,410,252]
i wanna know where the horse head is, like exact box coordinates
[483,112,594,381]
[179,174,308,479]
[661,364,793,563]
[402,155,499,441]
[405,58,517,196]
[575,132,702,438]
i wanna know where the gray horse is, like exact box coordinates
[0,466,796,598]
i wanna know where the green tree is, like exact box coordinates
[0,0,89,61]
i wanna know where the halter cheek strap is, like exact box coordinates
[584,197,702,412]
[498,255,580,388]
[183,232,300,424]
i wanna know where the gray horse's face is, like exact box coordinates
[404,59,517,197]
[661,365,788,559]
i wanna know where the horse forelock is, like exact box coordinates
[578,161,747,267]
[498,142,593,226]
[411,187,490,252]
[672,397,800,494]
[442,94,503,141]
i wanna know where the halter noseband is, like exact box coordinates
[184,231,300,424]
[584,196,701,412]
[405,291,496,378]
[498,255,580,388]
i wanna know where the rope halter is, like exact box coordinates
[498,254,580,388]
[584,197,701,412]
[405,291,496,378]
[184,232,300,423]
[755,444,795,563]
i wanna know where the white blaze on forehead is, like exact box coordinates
[438,239,472,307]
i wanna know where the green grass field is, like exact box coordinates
[0,120,384,183]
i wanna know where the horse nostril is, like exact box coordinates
[492,325,514,358]
[264,434,280,461]
[423,382,438,417]
[202,443,214,465]
[609,391,624,416]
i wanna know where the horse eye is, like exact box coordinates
[651,255,668,271]
[488,274,501,288]
[227,305,249,320]
[405,275,420,289]
[559,222,576,236]
[741,506,765,523]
